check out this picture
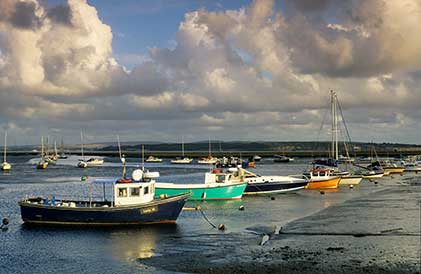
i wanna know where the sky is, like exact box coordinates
[0,0,421,145]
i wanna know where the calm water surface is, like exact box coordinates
[0,155,389,274]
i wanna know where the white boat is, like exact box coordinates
[274,155,294,163]
[36,136,49,170]
[77,131,88,168]
[403,162,421,172]
[86,158,104,166]
[198,138,218,164]
[1,131,11,171]
[145,156,163,163]
[171,137,192,164]
[361,170,384,179]
[237,169,308,195]
[171,157,193,164]
[252,155,262,162]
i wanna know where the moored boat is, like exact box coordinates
[145,156,163,163]
[171,137,192,164]
[238,169,308,195]
[155,169,247,200]
[18,169,189,226]
[274,155,294,163]
[303,169,340,189]
[1,131,11,171]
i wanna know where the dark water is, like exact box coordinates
[0,156,394,274]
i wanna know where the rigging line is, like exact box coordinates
[314,99,330,157]
[336,97,353,151]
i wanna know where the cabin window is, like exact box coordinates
[320,171,326,176]
[118,188,128,197]
[144,186,149,195]
[130,187,140,197]
[216,175,225,183]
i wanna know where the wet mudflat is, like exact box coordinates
[142,176,421,274]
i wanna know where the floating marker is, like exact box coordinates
[349,184,354,189]
[239,205,245,211]
[271,197,275,200]
[218,224,225,231]
[260,234,270,246]
[320,191,325,195]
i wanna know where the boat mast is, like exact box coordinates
[80,132,84,161]
[3,131,7,163]
[41,136,44,158]
[182,136,185,157]
[141,144,145,171]
[208,137,211,158]
[331,90,339,161]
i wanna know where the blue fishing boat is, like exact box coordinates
[18,169,189,226]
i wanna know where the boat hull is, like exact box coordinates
[338,176,363,185]
[155,182,247,200]
[1,162,11,171]
[306,177,340,189]
[18,194,189,226]
[383,167,405,174]
[244,181,308,195]
[362,173,384,179]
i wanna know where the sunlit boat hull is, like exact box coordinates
[244,181,308,195]
[306,177,340,189]
[18,193,189,226]
[338,176,363,185]
[383,167,405,174]
[1,162,11,171]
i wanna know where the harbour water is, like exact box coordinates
[0,156,419,274]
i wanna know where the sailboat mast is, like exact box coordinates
[80,132,84,160]
[142,144,145,171]
[331,90,335,159]
[41,136,44,157]
[3,131,7,162]
[182,136,184,157]
[334,92,339,160]
[208,138,211,157]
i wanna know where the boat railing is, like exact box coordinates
[288,174,310,181]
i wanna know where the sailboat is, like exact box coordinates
[171,137,192,164]
[77,132,88,168]
[1,131,11,171]
[58,138,68,159]
[77,132,104,168]
[198,138,218,164]
[37,136,49,169]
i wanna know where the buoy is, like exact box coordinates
[2,218,9,226]
[374,181,378,185]
[218,224,225,231]
[260,234,270,246]
[195,205,201,211]
[239,205,245,211]
[349,184,354,189]
[81,175,87,181]
[320,191,325,195]
[270,197,275,201]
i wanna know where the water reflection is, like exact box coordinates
[109,225,180,261]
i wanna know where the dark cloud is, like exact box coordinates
[10,1,42,30]
[47,4,72,25]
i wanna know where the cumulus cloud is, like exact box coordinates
[0,0,420,144]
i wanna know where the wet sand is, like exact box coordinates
[143,176,421,274]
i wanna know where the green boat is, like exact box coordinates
[155,170,247,200]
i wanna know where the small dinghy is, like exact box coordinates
[18,169,189,226]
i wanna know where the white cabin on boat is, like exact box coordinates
[113,169,158,206]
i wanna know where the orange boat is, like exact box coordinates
[304,169,340,189]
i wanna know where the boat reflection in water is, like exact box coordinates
[110,225,180,261]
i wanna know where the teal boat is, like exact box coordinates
[155,170,247,200]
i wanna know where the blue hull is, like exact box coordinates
[244,181,308,195]
[19,194,189,226]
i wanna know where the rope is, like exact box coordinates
[198,208,217,228]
